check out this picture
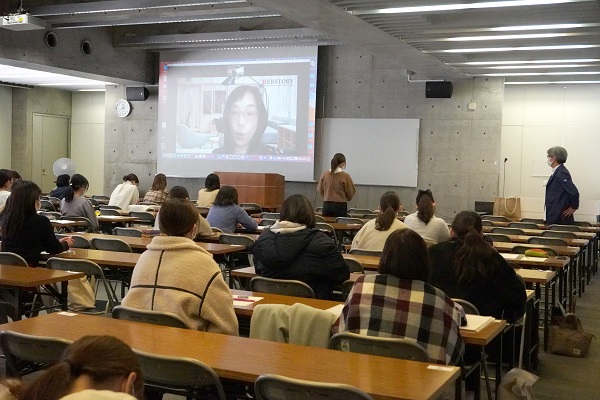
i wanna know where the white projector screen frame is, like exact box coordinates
[317,118,419,187]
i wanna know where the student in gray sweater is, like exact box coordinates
[206,186,258,233]
[60,174,99,232]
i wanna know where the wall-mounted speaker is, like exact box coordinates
[126,87,150,101]
[426,81,453,98]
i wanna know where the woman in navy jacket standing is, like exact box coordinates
[545,146,579,225]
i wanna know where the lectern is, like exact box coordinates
[215,172,284,210]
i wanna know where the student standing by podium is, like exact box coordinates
[317,153,356,217]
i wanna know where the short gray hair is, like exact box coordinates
[547,146,568,164]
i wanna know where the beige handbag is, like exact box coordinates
[493,197,522,219]
[68,277,96,311]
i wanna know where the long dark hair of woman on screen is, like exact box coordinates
[20,335,143,400]
[317,153,356,217]
[0,180,72,265]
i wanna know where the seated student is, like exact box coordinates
[197,173,220,207]
[153,186,211,236]
[19,335,143,400]
[0,169,14,206]
[142,173,168,205]
[60,174,99,232]
[333,229,464,365]
[108,174,140,210]
[49,174,71,200]
[0,180,73,265]
[403,189,450,247]
[252,194,350,300]
[122,198,238,335]
[206,186,257,233]
[429,210,526,321]
[351,191,408,252]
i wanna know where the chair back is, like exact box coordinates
[541,230,577,239]
[347,208,373,218]
[521,218,545,224]
[260,212,280,220]
[255,374,373,400]
[87,198,100,207]
[362,213,378,220]
[92,195,110,201]
[548,224,582,232]
[511,245,558,257]
[250,277,315,298]
[396,211,409,217]
[219,233,255,248]
[46,196,61,208]
[135,350,227,400]
[113,227,143,237]
[241,203,263,213]
[196,206,210,215]
[0,331,72,378]
[211,227,223,233]
[316,222,338,247]
[46,257,118,315]
[574,221,592,227]
[112,306,188,328]
[335,217,364,226]
[129,211,156,225]
[341,280,355,298]
[491,227,525,235]
[485,233,511,243]
[315,207,323,213]
[0,252,28,267]
[100,208,122,216]
[344,258,364,273]
[61,216,93,232]
[56,234,92,249]
[329,332,430,362]
[452,298,480,315]
[40,211,61,220]
[508,222,539,229]
[260,219,277,227]
[348,249,382,257]
[481,220,494,227]
[481,215,510,222]
[527,236,568,247]
[314,214,325,222]
[91,237,132,253]
[39,200,56,212]
[99,204,121,210]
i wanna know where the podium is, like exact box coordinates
[216,172,284,210]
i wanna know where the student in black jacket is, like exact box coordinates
[0,180,73,265]
[429,210,526,322]
[252,194,349,299]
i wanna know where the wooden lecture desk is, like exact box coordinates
[50,219,89,229]
[0,264,84,319]
[74,233,245,255]
[97,215,138,224]
[0,313,461,400]
[44,248,140,269]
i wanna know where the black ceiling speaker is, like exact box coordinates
[426,81,453,98]
[126,86,150,101]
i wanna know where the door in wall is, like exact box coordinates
[32,114,70,193]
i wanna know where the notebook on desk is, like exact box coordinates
[462,314,495,332]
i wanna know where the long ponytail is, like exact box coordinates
[416,189,434,224]
[375,191,400,231]
[64,174,89,203]
[330,153,346,174]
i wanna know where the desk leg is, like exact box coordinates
[13,290,22,321]
[60,281,68,311]
[543,281,549,352]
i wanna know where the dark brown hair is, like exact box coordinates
[64,174,89,202]
[416,189,435,224]
[158,198,198,236]
[378,229,430,281]
[20,335,143,400]
[204,174,220,192]
[222,85,268,153]
[213,186,238,206]
[451,210,499,282]
[330,153,346,174]
[280,194,316,228]
[150,173,167,191]
[0,180,42,239]
[375,191,400,231]
[123,173,139,184]
[0,169,13,188]
[169,186,189,199]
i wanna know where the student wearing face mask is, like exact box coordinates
[122,198,238,335]
[317,153,356,217]
[545,146,579,225]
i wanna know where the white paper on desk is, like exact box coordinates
[326,304,344,317]
[462,314,495,332]
[521,255,548,262]
[99,215,122,219]
[52,220,76,224]
[232,294,263,306]
[502,253,521,260]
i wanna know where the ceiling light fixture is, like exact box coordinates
[350,0,591,15]
[490,23,599,31]
[480,71,600,76]
[427,44,600,53]
[449,59,600,65]
[505,80,600,84]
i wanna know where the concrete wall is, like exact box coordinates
[11,87,71,180]
[102,45,504,217]
[71,92,105,195]
[0,86,12,167]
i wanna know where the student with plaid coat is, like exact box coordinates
[333,229,464,365]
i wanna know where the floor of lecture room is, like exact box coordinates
[1,280,599,399]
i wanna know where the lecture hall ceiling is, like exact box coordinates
[1,0,600,86]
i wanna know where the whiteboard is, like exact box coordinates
[317,118,419,187]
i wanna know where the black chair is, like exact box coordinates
[39,200,56,212]
[218,234,256,287]
[482,215,510,222]
[40,211,61,220]
[347,208,373,218]
[241,203,262,214]
[259,219,277,227]
[249,277,315,298]
[548,224,582,232]
[100,208,122,216]
[129,211,156,226]
[521,218,545,224]
[112,305,188,328]
[330,332,429,362]
[508,222,539,229]
[0,331,72,378]
[260,212,280,220]
[345,258,364,273]
[527,236,568,247]
[481,220,494,227]
[255,374,373,400]
[55,234,92,249]
[113,227,143,237]
[87,197,100,207]
[491,227,525,235]
[575,221,592,227]
[541,230,577,239]
[486,233,511,243]
[60,216,94,233]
